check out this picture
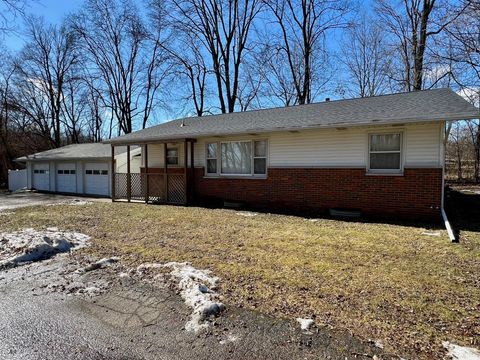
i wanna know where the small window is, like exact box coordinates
[86,170,93,175]
[253,140,267,174]
[57,170,64,174]
[93,170,100,175]
[101,170,108,175]
[70,170,76,175]
[206,143,218,174]
[166,148,179,165]
[369,133,402,172]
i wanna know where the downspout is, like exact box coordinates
[441,121,457,242]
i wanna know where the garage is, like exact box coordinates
[32,163,50,191]
[56,163,77,193]
[16,143,123,197]
[84,162,110,196]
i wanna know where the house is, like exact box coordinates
[104,89,478,220]
[14,143,141,197]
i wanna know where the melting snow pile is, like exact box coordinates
[46,199,92,206]
[296,318,314,332]
[0,228,90,269]
[137,262,225,332]
[443,342,480,360]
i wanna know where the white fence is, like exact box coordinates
[8,169,27,191]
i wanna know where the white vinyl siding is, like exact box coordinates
[193,122,442,170]
[143,143,187,167]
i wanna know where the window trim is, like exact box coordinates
[205,139,268,178]
[367,131,404,174]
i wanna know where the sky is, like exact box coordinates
[2,0,84,51]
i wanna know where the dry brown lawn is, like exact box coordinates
[1,197,479,359]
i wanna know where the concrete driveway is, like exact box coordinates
[0,191,109,212]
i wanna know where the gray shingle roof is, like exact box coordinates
[16,143,114,162]
[106,88,477,145]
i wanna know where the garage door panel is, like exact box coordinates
[85,162,109,196]
[33,163,50,191]
[56,163,76,193]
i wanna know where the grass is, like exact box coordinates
[1,195,479,358]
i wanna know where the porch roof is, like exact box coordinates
[104,88,479,145]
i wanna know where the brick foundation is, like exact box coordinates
[193,167,443,220]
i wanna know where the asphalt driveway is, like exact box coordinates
[0,254,390,360]
[0,191,109,212]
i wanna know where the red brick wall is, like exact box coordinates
[193,167,443,220]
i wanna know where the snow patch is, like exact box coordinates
[422,231,441,237]
[46,199,92,207]
[219,334,239,345]
[136,261,224,332]
[443,342,480,360]
[296,318,314,332]
[0,228,90,269]
[236,211,258,217]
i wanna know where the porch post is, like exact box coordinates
[184,140,188,204]
[164,142,168,202]
[144,144,149,204]
[190,140,195,203]
[111,145,115,202]
[126,145,131,202]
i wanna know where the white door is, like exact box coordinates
[32,163,50,191]
[84,162,109,196]
[56,163,77,193]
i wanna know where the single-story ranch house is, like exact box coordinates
[103,88,478,220]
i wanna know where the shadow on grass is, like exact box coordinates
[445,186,480,235]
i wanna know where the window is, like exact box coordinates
[101,170,108,175]
[34,169,48,174]
[86,169,107,175]
[166,148,179,165]
[206,140,267,176]
[206,143,217,174]
[86,170,93,175]
[58,169,75,175]
[253,140,267,174]
[369,133,402,172]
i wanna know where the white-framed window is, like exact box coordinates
[206,143,218,174]
[166,147,179,165]
[368,132,403,173]
[34,169,48,174]
[206,139,267,177]
[86,169,108,175]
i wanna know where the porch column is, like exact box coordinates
[126,145,131,202]
[184,140,188,204]
[144,144,149,204]
[164,142,168,202]
[111,145,115,202]
[190,140,195,203]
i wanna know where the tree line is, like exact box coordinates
[0,0,479,186]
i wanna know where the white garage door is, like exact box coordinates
[56,163,76,193]
[33,163,50,191]
[85,162,109,196]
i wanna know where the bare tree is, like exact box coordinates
[71,0,168,135]
[170,0,263,113]
[264,0,351,105]
[341,15,391,97]
[0,0,30,34]
[376,0,471,91]
[13,17,78,147]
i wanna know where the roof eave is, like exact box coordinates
[103,113,478,145]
